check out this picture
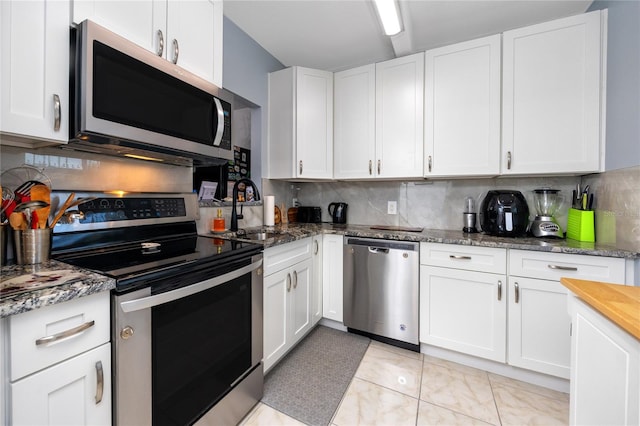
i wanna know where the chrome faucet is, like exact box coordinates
[230,178,261,231]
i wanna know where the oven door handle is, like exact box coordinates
[119,259,263,313]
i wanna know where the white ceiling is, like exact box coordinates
[224,0,594,72]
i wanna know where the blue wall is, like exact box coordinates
[223,16,284,182]
[588,1,640,170]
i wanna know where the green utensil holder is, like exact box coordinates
[566,208,595,242]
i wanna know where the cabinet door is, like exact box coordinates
[73,0,164,54]
[420,266,506,362]
[1,0,69,143]
[502,10,603,175]
[166,0,222,86]
[424,35,501,177]
[263,268,289,373]
[322,234,344,322]
[11,343,111,426]
[508,277,571,378]
[334,64,376,179]
[290,258,313,342]
[311,236,323,325]
[296,67,334,179]
[375,53,424,178]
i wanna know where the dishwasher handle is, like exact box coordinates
[368,247,389,254]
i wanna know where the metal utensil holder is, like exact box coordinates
[13,228,51,264]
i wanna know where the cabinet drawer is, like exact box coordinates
[9,292,110,381]
[420,243,507,274]
[509,250,626,282]
[264,237,312,276]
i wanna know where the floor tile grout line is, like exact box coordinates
[487,371,505,426]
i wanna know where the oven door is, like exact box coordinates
[112,253,263,426]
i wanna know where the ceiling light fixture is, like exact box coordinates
[373,0,403,36]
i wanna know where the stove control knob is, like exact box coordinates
[120,326,135,340]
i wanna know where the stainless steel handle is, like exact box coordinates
[449,255,471,260]
[286,273,291,292]
[120,259,263,312]
[171,39,179,64]
[156,30,164,56]
[369,160,372,175]
[35,320,95,346]
[314,240,319,255]
[497,280,502,301]
[53,94,61,131]
[507,151,512,170]
[368,247,389,254]
[548,264,578,271]
[514,282,520,304]
[428,155,432,172]
[95,361,104,404]
[377,159,381,175]
[299,160,303,175]
[212,98,225,146]
[293,270,298,289]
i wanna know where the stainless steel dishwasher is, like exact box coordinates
[343,237,420,350]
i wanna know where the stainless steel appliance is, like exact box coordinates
[69,20,233,167]
[531,188,564,238]
[51,191,263,426]
[328,202,348,224]
[479,190,530,237]
[343,237,419,351]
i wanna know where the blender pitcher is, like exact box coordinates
[531,188,564,238]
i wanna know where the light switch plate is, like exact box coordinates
[387,201,397,215]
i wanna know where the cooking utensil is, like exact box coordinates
[30,184,51,229]
[1,185,16,220]
[13,200,49,230]
[9,212,27,231]
[49,192,76,229]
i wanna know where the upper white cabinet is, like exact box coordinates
[268,66,334,180]
[375,53,424,178]
[73,0,223,87]
[334,64,376,179]
[0,0,70,145]
[424,35,501,177]
[502,10,604,175]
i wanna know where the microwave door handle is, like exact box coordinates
[212,98,225,147]
[119,259,262,313]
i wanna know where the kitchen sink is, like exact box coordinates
[235,229,284,241]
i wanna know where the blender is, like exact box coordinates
[531,188,564,238]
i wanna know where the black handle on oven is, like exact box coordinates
[119,258,263,313]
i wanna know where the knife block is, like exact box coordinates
[566,208,595,242]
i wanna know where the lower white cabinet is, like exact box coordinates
[11,343,111,426]
[568,295,639,425]
[263,238,314,372]
[311,235,323,325]
[322,234,344,322]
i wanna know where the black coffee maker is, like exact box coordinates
[328,202,348,224]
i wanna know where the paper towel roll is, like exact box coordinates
[264,196,275,226]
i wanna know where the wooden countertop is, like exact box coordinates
[561,278,640,340]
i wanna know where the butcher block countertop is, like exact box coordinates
[561,277,640,340]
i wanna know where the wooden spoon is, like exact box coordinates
[9,212,27,230]
[50,192,75,229]
[30,184,51,229]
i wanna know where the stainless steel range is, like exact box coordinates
[51,191,263,426]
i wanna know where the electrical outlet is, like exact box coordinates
[387,201,397,215]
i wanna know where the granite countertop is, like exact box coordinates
[209,223,640,259]
[0,260,115,318]
[561,277,640,340]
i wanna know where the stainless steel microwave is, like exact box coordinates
[68,20,232,166]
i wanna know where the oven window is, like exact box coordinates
[92,41,216,145]
[151,274,251,425]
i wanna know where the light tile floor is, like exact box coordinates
[241,340,569,425]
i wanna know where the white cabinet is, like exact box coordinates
[5,292,111,425]
[0,0,70,145]
[263,238,314,372]
[311,235,323,325]
[568,295,640,426]
[420,243,507,362]
[322,234,344,322]
[73,0,222,86]
[502,10,604,175]
[268,67,333,180]
[375,53,424,178]
[334,64,376,179]
[424,35,501,177]
[507,250,628,379]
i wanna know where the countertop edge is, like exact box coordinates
[560,277,640,340]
